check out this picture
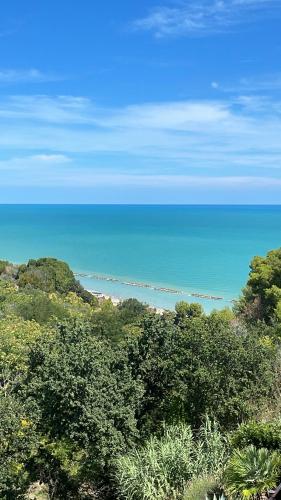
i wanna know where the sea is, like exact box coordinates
[0,205,281,312]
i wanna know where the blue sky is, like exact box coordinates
[0,0,281,203]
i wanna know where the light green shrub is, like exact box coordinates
[114,423,193,499]
[224,445,281,499]
[114,419,229,500]
[183,475,218,500]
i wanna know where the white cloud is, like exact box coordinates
[216,73,281,93]
[0,69,61,83]
[30,154,71,163]
[60,174,281,188]
[0,95,92,123]
[102,101,231,129]
[0,94,281,181]
[1,169,281,189]
[133,0,281,37]
[0,153,72,172]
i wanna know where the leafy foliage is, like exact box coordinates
[17,257,92,304]
[231,420,281,451]
[0,252,280,498]
[0,316,47,392]
[224,445,281,499]
[117,298,148,325]
[25,318,143,487]
[237,247,281,322]
[183,476,223,500]
[114,420,228,500]
[0,394,38,498]
[129,312,277,433]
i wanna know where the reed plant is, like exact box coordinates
[114,419,229,500]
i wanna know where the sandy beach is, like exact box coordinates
[88,289,165,314]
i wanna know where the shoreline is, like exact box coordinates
[75,271,232,303]
[88,289,165,314]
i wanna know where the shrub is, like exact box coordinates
[14,289,69,325]
[114,420,228,500]
[114,424,193,500]
[183,476,224,500]
[17,258,90,303]
[0,394,38,498]
[0,316,47,389]
[224,445,281,499]
[0,260,10,274]
[231,420,281,451]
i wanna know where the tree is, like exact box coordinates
[175,301,204,320]
[25,319,143,492]
[17,257,91,303]
[0,394,38,498]
[117,298,148,325]
[128,313,277,434]
[0,316,47,394]
[236,248,281,323]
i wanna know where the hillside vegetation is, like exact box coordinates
[0,251,281,499]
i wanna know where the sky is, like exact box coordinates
[0,0,281,203]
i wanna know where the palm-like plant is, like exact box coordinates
[224,445,281,499]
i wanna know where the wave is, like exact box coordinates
[74,272,231,302]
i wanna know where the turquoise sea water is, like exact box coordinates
[0,205,281,312]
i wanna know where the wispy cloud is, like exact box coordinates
[133,0,281,37]
[48,173,281,189]
[213,73,281,93]
[0,153,72,171]
[0,94,281,188]
[0,69,62,84]
[0,95,93,123]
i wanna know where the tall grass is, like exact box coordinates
[114,419,228,500]
[183,475,218,500]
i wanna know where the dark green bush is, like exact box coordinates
[25,318,143,487]
[231,420,281,451]
[17,257,92,304]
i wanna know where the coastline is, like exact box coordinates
[75,272,229,302]
[88,289,165,314]
[80,269,236,314]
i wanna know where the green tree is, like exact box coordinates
[25,319,143,492]
[175,301,204,325]
[0,394,38,499]
[236,247,281,323]
[231,420,281,451]
[129,313,277,433]
[17,258,91,303]
[0,316,48,394]
[117,298,148,325]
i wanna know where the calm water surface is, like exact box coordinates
[0,205,280,311]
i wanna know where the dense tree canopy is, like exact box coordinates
[24,319,143,489]
[128,313,277,434]
[237,247,281,323]
[0,251,280,498]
